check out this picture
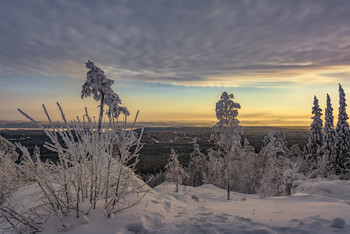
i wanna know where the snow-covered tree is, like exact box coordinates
[165,148,187,193]
[187,144,208,187]
[258,130,293,197]
[335,84,350,175]
[321,94,337,176]
[289,144,303,160]
[277,130,289,153]
[203,148,225,188]
[211,92,242,200]
[82,60,129,130]
[305,96,323,172]
[289,144,307,174]
[260,130,285,158]
[259,156,293,197]
[234,138,260,194]
[212,92,242,151]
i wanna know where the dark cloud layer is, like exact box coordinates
[1,0,350,85]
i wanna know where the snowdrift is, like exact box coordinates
[2,177,350,233]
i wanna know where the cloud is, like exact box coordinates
[1,0,350,86]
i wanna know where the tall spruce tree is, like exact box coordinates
[335,84,350,175]
[306,96,323,172]
[321,94,337,176]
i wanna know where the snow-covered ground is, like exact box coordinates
[5,178,350,234]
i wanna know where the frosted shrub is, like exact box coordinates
[0,136,24,205]
[1,103,144,232]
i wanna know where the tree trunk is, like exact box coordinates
[98,93,105,132]
[227,178,230,200]
[226,154,230,200]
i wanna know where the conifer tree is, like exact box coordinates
[165,148,187,193]
[260,130,285,158]
[187,144,208,187]
[335,84,350,175]
[306,96,323,172]
[321,94,337,176]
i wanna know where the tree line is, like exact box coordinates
[164,87,350,199]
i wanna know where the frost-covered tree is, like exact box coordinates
[165,148,187,193]
[187,144,208,187]
[259,157,293,197]
[289,144,303,160]
[203,148,225,188]
[234,138,260,194]
[260,130,285,158]
[214,92,240,127]
[212,92,242,151]
[0,136,22,204]
[335,84,350,175]
[277,130,289,153]
[258,130,293,197]
[305,96,323,172]
[289,144,307,174]
[321,94,337,176]
[81,60,129,130]
[211,91,242,200]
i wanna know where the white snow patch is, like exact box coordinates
[2,178,350,233]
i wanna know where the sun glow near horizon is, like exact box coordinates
[2,1,350,127]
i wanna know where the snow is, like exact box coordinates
[4,177,350,233]
[331,218,346,228]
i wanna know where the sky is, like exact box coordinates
[1,0,350,127]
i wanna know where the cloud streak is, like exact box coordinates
[1,0,350,86]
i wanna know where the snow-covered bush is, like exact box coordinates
[15,103,143,222]
[0,136,24,205]
[143,171,166,188]
[165,148,187,193]
[1,60,145,232]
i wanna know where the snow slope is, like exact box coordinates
[4,178,350,233]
